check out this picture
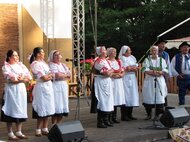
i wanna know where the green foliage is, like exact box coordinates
[85,0,190,62]
[85,63,92,72]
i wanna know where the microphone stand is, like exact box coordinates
[75,76,81,120]
[74,63,90,120]
[152,75,163,128]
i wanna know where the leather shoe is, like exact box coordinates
[97,123,107,128]
[8,135,19,141]
[112,119,120,123]
[104,122,113,127]
[152,116,159,121]
[121,116,132,121]
[129,116,137,120]
[16,134,28,139]
[42,130,49,135]
[35,133,42,137]
[144,115,151,120]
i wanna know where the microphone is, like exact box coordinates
[65,58,77,62]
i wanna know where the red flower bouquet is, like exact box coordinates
[26,81,35,102]
[80,58,94,73]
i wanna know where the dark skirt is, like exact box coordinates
[90,79,98,113]
[53,113,68,117]
[143,103,164,109]
[32,108,53,119]
[1,98,27,123]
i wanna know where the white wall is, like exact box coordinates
[0,0,72,38]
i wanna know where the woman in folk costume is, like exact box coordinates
[107,47,125,123]
[141,46,168,120]
[119,45,140,121]
[30,47,55,136]
[1,50,32,140]
[94,46,114,128]
[48,50,71,124]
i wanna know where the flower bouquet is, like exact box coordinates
[80,58,94,74]
[26,81,35,102]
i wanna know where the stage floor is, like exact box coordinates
[1,93,190,142]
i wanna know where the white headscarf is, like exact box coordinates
[150,45,158,54]
[107,47,115,56]
[118,45,129,58]
[96,46,105,56]
[48,50,58,62]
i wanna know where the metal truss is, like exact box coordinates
[40,0,86,97]
[72,0,86,96]
[40,0,55,50]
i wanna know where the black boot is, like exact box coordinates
[156,107,164,118]
[97,110,107,128]
[152,107,164,121]
[103,112,113,127]
[109,112,114,125]
[127,107,137,120]
[121,106,126,121]
[144,106,152,120]
[121,106,131,121]
[112,107,120,123]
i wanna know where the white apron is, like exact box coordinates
[112,78,126,106]
[108,60,125,106]
[94,76,114,112]
[142,57,168,104]
[120,55,139,107]
[49,62,70,114]
[31,60,55,117]
[2,62,31,118]
[94,58,114,112]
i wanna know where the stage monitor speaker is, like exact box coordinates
[48,120,85,142]
[160,107,190,128]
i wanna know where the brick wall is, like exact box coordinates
[0,4,19,97]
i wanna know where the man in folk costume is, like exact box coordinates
[94,46,114,128]
[170,42,190,105]
[154,37,171,106]
[141,46,168,120]
[119,45,140,121]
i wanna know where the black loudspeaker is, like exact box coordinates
[160,107,190,128]
[48,120,85,142]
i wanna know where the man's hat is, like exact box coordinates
[154,37,168,45]
[179,41,190,49]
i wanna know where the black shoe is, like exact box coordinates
[109,120,114,125]
[144,115,151,120]
[152,116,159,121]
[128,116,137,120]
[97,123,107,128]
[121,116,132,121]
[112,119,120,123]
[104,122,114,127]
